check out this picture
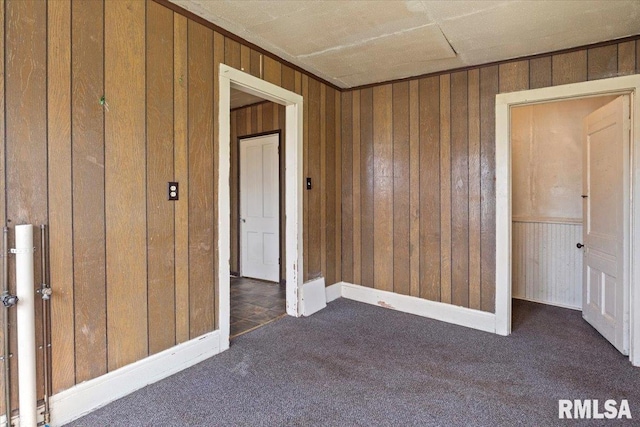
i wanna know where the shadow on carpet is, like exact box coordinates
[66,299,639,426]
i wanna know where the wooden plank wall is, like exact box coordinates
[341,37,640,313]
[0,0,340,407]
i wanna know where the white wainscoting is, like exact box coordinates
[512,219,583,310]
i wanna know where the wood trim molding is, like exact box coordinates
[49,330,221,426]
[328,282,497,334]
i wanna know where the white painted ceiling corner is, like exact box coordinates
[170,0,640,89]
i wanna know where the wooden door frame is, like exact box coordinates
[218,64,304,351]
[237,131,282,281]
[495,74,640,366]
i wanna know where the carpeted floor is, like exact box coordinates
[66,299,639,426]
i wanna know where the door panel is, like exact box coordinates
[582,95,630,355]
[240,134,280,282]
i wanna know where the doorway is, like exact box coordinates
[510,95,627,352]
[231,122,286,337]
[494,74,640,366]
[217,64,304,351]
[511,96,616,310]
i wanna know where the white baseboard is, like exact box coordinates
[49,330,221,426]
[339,282,497,334]
[325,282,343,303]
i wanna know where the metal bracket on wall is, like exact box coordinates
[1,291,18,308]
[9,247,35,255]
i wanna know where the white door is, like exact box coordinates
[582,95,630,354]
[240,133,280,282]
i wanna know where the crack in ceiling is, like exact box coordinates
[170,0,640,88]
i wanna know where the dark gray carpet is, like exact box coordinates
[66,299,639,426]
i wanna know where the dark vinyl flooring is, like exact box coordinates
[230,276,286,337]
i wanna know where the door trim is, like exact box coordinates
[238,132,281,281]
[218,64,304,352]
[495,74,640,366]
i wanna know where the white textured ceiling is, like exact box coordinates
[171,0,640,88]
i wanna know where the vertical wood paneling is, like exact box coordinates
[588,44,618,80]
[499,60,529,92]
[618,41,636,76]
[439,75,452,304]
[263,56,281,86]
[552,50,587,85]
[48,0,75,393]
[173,13,190,344]
[320,86,327,281]
[257,105,264,131]
[408,80,420,298]
[308,79,321,278]
[187,20,214,338]
[373,85,393,292]
[341,92,354,283]
[240,44,251,73]
[146,0,175,355]
[450,71,469,307]
[419,77,440,301]
[224,37,241,69]
[0,0,5,411]
[325,89,337,285]
[325,89,338,285]
[467,69,482,310]
[479,65,499,312]
[360,88,374,287]
[352,90,362,285]
[294,71,302,94]
[105,0,148,371]
[250,49,262,78]
[334,91,342,286]
[262,105,274,142]
[392,82,410,295]
[281,65,295,92]
[529,57,552,89]
[71,0,107,382]
[6,0,48,406]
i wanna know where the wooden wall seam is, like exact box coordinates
[48,0,75,394]
[173,11,189,344]
[146,0,176,356]
[105,0,148,371]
